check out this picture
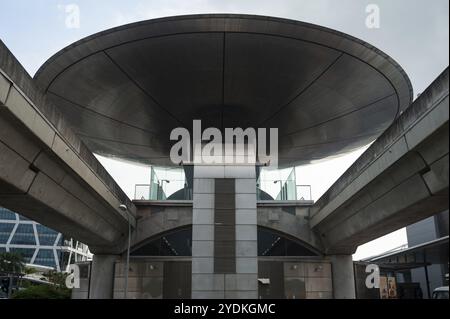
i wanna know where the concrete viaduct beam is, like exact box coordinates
[311,68,449,254]
[0,41,136,254]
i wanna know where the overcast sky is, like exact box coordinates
[1,0,448,260]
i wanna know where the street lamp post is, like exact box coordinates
[119,204,131,299]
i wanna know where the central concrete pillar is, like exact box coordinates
[330,255,356,299]
[191,164,258,299]
[89,254,117,299]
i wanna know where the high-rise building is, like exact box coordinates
[357,210,449,299]
[0,207,92,272]
[406,210,449,298]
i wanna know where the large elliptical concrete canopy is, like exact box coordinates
[34,14,413,167]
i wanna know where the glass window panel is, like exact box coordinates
[0,223,15,244]
[132,228,192,256]
[0,207,16,220]
[9,248,35,263]
[36,224,59,245]
[131,226,317,257]
[258,228,317,257]
[10,224,36,245]
[34,249,56,268]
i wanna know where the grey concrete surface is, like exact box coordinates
[0,41,136,254]
[190,165,258,299]
[130,201,323,256]
[191,170,219,298]
[311,68,449,254]
[330,255,356,299]
[89,255,117,299]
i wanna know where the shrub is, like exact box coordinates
[12,284,71,299]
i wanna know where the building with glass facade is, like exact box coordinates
[0,207,92,271]
[355,210,449,299]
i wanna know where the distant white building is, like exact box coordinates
[0,207,92,272]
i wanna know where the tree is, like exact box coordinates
[0,252,25,274]
[0,252,25,298]
[23,266,37,275]
[1,253,72,299]
[12,271,72,299]
[12,285,71,299]
[45,270,69,287]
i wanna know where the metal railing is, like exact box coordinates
[134,182,192,200]
[134,184,151,200]
[296,185,312,201]
[135,183,311,201]
[134,166,312,201]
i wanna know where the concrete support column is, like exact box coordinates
[191,164,258,299]
[330,255,356,299]
[231,173,258,299]
[191,169,218,298]
[89,254,117,299]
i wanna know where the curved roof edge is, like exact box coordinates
[34,14,413,116]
